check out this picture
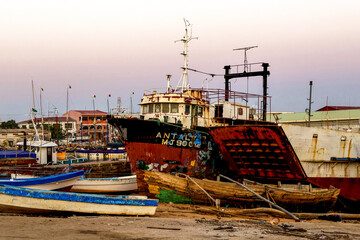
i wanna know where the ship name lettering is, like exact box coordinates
[156,131,200,148]
[171,133,178,139]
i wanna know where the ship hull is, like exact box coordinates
[108,117,307,182]
[282,124,360,202]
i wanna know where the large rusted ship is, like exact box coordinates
[108,20,307,185]
[281,124,360,205]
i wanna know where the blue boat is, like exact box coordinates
[0,171,84,191]
[0,184,158,216]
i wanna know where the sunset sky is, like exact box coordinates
[1,0,359,122]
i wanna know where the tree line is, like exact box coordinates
[0,120,65,139]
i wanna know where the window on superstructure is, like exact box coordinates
[83,117,88,121]
[89,117,94,121]
[215,105,223,118]
[171,104,179,113]
[90,125,95,129]
[97,126,102,130]
[83,126,89,130]
[148,104,153,113]
[142,105,148,114]
[162,103,169,113]
[238,108,243,115]
[198,106,203,116]
[185,104,190,114]
[155,104,161,113]
[96,116,102,121]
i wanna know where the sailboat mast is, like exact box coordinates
[32,80,36,111]
[30,80,40,141]
[66,85,70,146]
[40,88,44,140]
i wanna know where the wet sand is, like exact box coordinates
[1,203,359,239]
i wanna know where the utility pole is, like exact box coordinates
[93,95,96,144]
[307,81,313,127]
[66,85,71,146]
[130,92,134,114]
[55,108,59,145]
[107,94,111,143]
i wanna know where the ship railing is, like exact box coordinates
[189,88,272,122]
[142,86,272,122]
[229,62,265,74]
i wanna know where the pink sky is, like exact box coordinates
[0,0,359,122]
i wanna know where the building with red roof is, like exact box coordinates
[62,110,108,143]
[316,106,360,112]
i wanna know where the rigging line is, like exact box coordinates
[187,68,223,77]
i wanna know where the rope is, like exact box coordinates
[219,174,300,221]
[187,68,223,77]
[177,173,217,208]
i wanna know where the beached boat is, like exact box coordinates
[107,20,306,183]
[71,175,137,193]
[280,124,360,204]
[141,171,340,212]
[75,147,127,161]
[0,184,157,215]
[0,170,84,191]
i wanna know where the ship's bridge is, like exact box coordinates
[139,88,270,129]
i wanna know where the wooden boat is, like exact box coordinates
[71,175,137,193]
[0,184,157,216]
[141,171,340,212]
[0,171,84,191]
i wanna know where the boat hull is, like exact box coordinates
[0,185,157,216]
[142,170,339,212]
[0,171,84,191]
[108,117,307,181]
[308,177,360,201]
[71,175,138,193]
[282,124,360,201]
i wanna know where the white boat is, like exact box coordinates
[0,184,157,216]
[0,171,84,191]
[71,175,138,193]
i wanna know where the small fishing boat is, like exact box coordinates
[0,171,84,191]
[141,171,340,212]
[71,175,137,193]
[0,184,157,215]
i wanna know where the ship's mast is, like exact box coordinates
[175,19,197,92]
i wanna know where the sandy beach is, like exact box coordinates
[0,203,359,240]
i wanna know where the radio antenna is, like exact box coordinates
[233,46,258,72]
